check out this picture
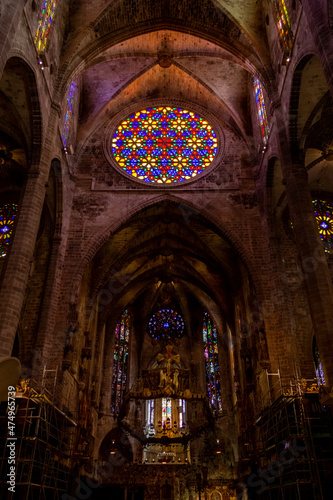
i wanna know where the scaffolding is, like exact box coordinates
[0,367,78,500]
[252,371,333,500]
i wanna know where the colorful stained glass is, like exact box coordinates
[111,310,130,414]
[178,399,186,428]
[254,78,269,146]
[162,397,172,425]
[112,107,218,183]
[313,339,325,386]
[34,1,57,53]
[203,312,222,413]
[273,0,293,52]
[0,204,18,258]
[228,326,237,404]
[62,82,77,151]
[147,309,185,340]
[313,200,333,253]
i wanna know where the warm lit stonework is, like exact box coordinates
[0,1,333,499]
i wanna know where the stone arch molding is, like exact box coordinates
[68,194,260,308]
[57,4,268,106]
[0,55,42,170]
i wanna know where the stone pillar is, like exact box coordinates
[271,99,333,384]
[0,172,46,357]
[100,321,114,415]
[32,236,63,374]
[283,164,333,384]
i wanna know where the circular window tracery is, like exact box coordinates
[147,309,185,340]
[0,203,18,257]
[313,199,333,253]
[111,106,218,184]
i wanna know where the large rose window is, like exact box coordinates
[111,106,218,184]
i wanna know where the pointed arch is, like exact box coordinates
[203,310,222,413]
[111,309,131,414]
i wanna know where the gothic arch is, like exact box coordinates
[68,196,261,309]
[0,56,42,170]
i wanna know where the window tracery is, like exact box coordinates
[228,326,237,404]
[313,338,325,386]
[178,399,186,428]
[111,310,130,414]
[62,82,77,153]
[203,311,222,413]
[147,399,155,433]
[34,0,57,53]
[253,78,269,146]
[112,106,218,184]
[162,397,172,426]
[313,199,333,253]
[0,203,18,258]
[147,308,185,342]
[272,0,293,52]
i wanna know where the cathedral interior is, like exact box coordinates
[1,1,333,499]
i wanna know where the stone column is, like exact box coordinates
[0,171,46,357]
[284,165,333,383]
[32,235,63,375]
[274,104,333,384]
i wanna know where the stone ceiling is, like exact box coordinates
[63,0,269,151]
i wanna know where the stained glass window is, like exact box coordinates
[313,199,333,253]
[112,106,218,184]
[313,338,325,386]
[228,326,237,404]
[254,78,269,145]
[0,204,18,258]
[178,399,186,428]
[203,311,222,413]
[273,0,293,52]
[162,397,172,425]
[147,309,185,341]
[34,1,57,53]
[111,310,130,414]
[62,82,77,152]
[147,400,155,432]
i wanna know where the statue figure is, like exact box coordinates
[258,328,269,361]
[156,344,181,374]
[159,369,167,388]
[173,369,179,391]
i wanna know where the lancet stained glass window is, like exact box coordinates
[112,107,218,184]
[0,204,18,258]
[313,200,333,253]
[273,0,293,52]
[313,338,325,386]
[34,1,57,53]
[203,312,222,413]
[147,399,155,432]
[228,326,237,404]
[147,309,185,340]
[178,399,186,428]
[162,397,172,425]
[111,310,130,414]
[62,82,77,151]
[254,78,270,145]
